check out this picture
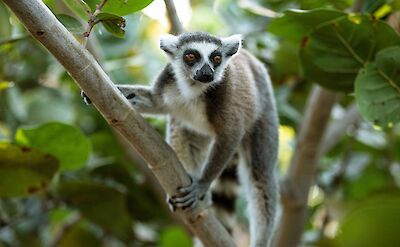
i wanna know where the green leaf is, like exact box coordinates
[299,13,400,91]
[337,195,400,247]
[269,9,346,42]
[0,143,59,197]
[103,0,154,16]
[56,14,84,33]
[57,180,133,240]
[97,12,126,38]
[0,1,11,38]
[58,220,102,247]
[160,226,192,247]
[270,10,400,91]
[62,0,91,20]
[15,122,91,170]
[355,46,400,126]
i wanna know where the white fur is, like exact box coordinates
[163,86,215,136]
[159,34,179,53]
[221,34,243,55]
[171,62,209,100]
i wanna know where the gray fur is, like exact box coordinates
[117,32,279,247]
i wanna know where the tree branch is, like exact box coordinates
[2,1,234,246]
[272,86,337,247]
[320,103,362,155]
[272,1,365,245]
[164,0,184,34]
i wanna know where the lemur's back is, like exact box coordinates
[204,49,275,135]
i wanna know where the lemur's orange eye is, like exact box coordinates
[212,55,221,64]
[185,53,196,62]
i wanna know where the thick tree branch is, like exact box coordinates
[2,1,234,246]
[272,86,337,247]
[273,1,364,245]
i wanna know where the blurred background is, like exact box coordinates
[1,0,400,246]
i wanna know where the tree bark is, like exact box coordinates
[2,0,235,246]
[272,86,337,247]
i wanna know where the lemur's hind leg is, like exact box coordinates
[239,115,279,247]
[166,117,211,210]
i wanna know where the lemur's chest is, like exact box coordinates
[163,90,214,135]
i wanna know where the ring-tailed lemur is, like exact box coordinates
[83,32,279,247]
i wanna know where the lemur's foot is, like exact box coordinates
[81,90,92,105]
[168,177,210,210]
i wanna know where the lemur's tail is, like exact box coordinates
[210,152,240,234]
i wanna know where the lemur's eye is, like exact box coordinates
[212,55,221,64]
[184,53,196,62]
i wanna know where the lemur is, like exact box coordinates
[83,32,279,247]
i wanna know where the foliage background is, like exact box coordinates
[1,0,400,246]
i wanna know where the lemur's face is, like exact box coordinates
[160,32,242,85]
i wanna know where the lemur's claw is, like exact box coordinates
[166,196,177,212]
[81,90,92,105]
[169,178,209,211]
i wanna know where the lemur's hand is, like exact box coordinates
[117,85,154,110]
[81,90,92,105]
[168,177,210,210]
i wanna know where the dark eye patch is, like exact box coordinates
[210,50,222,68]
[183,49,201,66]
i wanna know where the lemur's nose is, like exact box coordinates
[194,64,214,83]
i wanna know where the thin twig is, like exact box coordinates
[83,0,108,46]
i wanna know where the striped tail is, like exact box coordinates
[210,152,240,233]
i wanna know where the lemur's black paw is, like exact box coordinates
[81,90,92,105]
[126,92,136,99]
[169,178,209,210]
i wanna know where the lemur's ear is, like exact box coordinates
[221,34,242,57]
[160,34,179,56]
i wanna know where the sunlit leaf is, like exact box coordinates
[355,46,400,126]
[373,4,392,19]
[0,81,14,91]
[160,226,192,247]
[16,122,91,170]
[0,143,59,197]
[103,0,154,16]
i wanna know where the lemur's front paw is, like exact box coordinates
[81,90,92,105]
[168,178,210,210]
[117,86,153,109]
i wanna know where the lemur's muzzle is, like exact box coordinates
[194,64,214,83]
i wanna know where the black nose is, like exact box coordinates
[194,64,214,83]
